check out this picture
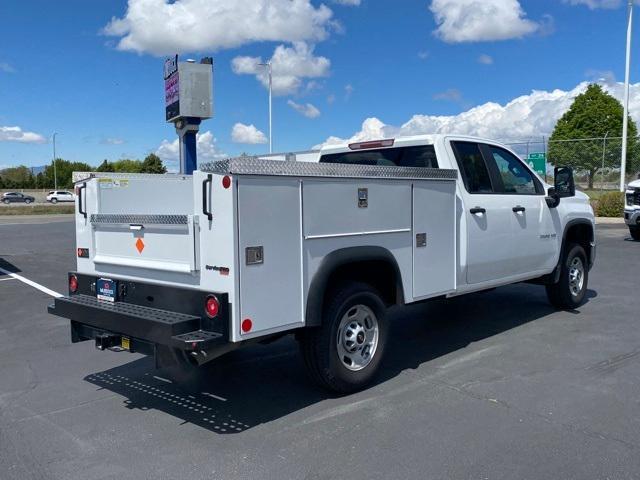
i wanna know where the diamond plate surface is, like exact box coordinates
[90,214,189,225]
[73,172,190,183]
[199,157,458,180]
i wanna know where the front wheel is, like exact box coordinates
[51,198,58,204]
[630,226,640,241]
[300,282,388,394]
[545,243,588,310]
[2,199,9,205]
[24,199,32,204]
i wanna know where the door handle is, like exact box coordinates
[512,206,526,213]
[470,207,486,215]
[202,174,213,221]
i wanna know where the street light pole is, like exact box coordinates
[621,0,633,192]
[259,62,273,153]
[602,131,609,191]
[52,132,58,190]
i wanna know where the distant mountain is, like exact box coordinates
[30,165,47,175]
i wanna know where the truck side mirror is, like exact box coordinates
[554,166,575,198]
[545,167,575,208]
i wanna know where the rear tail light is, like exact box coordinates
[205,295,220,318]
[69,274,79,294]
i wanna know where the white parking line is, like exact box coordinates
[0,267,63,298]
[0,277,17,282]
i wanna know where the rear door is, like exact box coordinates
[88,175,198,274]
[451,141,517,284]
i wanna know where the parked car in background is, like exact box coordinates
[624,177,640,240]
[46,190,75,203]
[2,192,35,204]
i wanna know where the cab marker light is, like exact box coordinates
[348,139,394,150]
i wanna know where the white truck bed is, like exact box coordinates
[71,158,458,342]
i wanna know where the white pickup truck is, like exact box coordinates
[625,178,640,240]
[48,135,596,393]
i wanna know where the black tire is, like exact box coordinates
[545,243,588,310]
[300,282,388,394]
[51,198,58,204]
[630,226,640,241]
[2,199,9,205]
[24,199,32,204]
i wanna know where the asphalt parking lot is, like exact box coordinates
[0,219,638,480]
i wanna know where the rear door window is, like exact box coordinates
[319,145,438,168]
[451,141,494,194]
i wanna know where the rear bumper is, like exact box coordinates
[48,274,231,365]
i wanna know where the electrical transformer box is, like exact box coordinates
[164,57,213,122]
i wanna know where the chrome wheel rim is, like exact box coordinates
[336,304,379,371]
[569,257,585,297]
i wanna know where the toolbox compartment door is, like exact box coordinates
[236,176,303,338]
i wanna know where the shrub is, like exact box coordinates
[594,191,625,217]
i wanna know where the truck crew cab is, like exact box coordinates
[48,135,595,393]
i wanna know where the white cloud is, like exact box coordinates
[417,51,430,60]
[0,62,15,73]
[433,88,463,102]
[287,100,321,118]
[103,0,333,56]
[478,54,494,65]
[155,131,225,172]
[231,123,268,144]
[232,42,330,96]
[344,83,354,100]
[563,0,633,8]
[0,126,47,144]
[430,0,539,43]
[314,80,640,148]
[101,137,126,145]
[333,0,361,5]
[327,93,336,104]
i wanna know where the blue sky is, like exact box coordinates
[0,0,638,170]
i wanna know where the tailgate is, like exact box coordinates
[84,175,199,274]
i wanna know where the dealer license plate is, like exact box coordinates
[96,278,117,302]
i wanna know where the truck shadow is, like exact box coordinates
[84,283,596,435]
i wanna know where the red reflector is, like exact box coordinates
[69,275,79,293]
[222,175,231,189]
[241,318,253,333]
[348,139,394,150]
[205,295,220,318]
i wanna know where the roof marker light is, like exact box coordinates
[348,139,394,150]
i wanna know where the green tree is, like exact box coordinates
[96,159,115,172]
[0,166,35,189]
[548,84,638,188]
[43,159,92,188]
[112,159,143,173]
[140,153,167,174]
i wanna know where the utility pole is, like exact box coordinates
[621,0,633,192]
[602,132,609,191]
[52,132,58,190]
[259,61,273,153]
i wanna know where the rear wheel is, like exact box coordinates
[300,282,388,394]
[545,243,588,310]
[630,226,640,241]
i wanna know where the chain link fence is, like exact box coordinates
[503,136,640,191]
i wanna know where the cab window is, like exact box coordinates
[487,146,541,195]
[451,141,494,194]
[319,145,438,168]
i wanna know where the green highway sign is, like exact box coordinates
[527,152,546,176]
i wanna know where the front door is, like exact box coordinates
[482,145,557,275]
[451,141,517,284]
